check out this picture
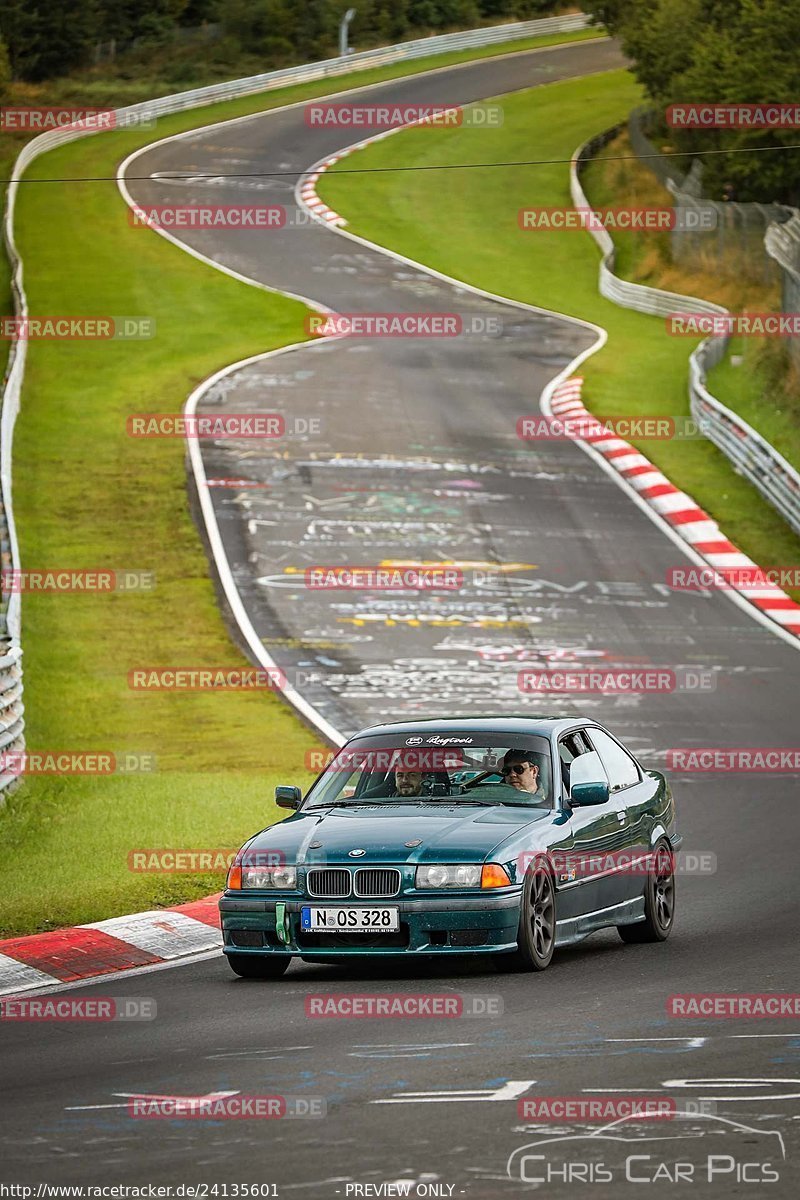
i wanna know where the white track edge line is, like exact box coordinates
[293,118,800,651]
[114,44,617,746]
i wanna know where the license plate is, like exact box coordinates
[301,906,399,933]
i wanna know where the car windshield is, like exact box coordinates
[304,734,553,809]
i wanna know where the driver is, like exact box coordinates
[500,749,547,800]
[394,768,424,797]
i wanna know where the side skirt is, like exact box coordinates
[554,896,646,947]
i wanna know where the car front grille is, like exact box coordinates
[354,867,401,898]
[306,867,351,898]
[304,866,402,898]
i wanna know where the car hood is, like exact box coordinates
[244,803,551,865]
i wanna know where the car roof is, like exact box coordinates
[346,715,599,742]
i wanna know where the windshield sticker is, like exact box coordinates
[424,735,474,745]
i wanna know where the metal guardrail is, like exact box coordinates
[572,128,724,320]
[571,128,800,540]
[765,212,800,371]
[111,12,591,125]
[689,346,800,537]
[0,160,28,797]
[0,12,592,805]
[765,211,800,282]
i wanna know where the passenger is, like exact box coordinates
[500,750,547,800]
[394,768,424,797]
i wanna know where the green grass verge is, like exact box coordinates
[2,133,320,935]
[577,130,800,481]
[0,28,601,401]
[0,28,605,937]
[319,69,800,593]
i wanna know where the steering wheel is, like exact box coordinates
[462,769,505,791]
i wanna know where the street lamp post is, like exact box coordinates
[339,8,357,57]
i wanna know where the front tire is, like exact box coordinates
[497,859,556,972]
[226,953,292,979]
[618,840,675,944]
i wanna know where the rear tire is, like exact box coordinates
[497,859,556,972]
[226,953,292,979]
[618,840,675,944]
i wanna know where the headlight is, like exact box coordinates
[416,863,481,889]
[242,865,297,889]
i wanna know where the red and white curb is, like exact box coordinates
[299,162,349,227]
[298,110,461,228]
[550,377,800,636]
[0,895,222,996]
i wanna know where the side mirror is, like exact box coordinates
[275,785,302,810]
[570,780,609,807]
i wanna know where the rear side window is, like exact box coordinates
[588,728,640,792]
[559,729,601,796]
[559,730,593,764]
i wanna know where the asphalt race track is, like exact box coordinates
[2,37,800,1198]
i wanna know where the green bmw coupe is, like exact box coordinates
[220,716,680,977]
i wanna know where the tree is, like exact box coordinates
[179,0,221,23]
[0,0,99,80]
[98,0,189,44]
[676,0,800,202]
[581,0,800,203]
[0,35,10,102]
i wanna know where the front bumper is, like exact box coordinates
[219,891,522,956]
